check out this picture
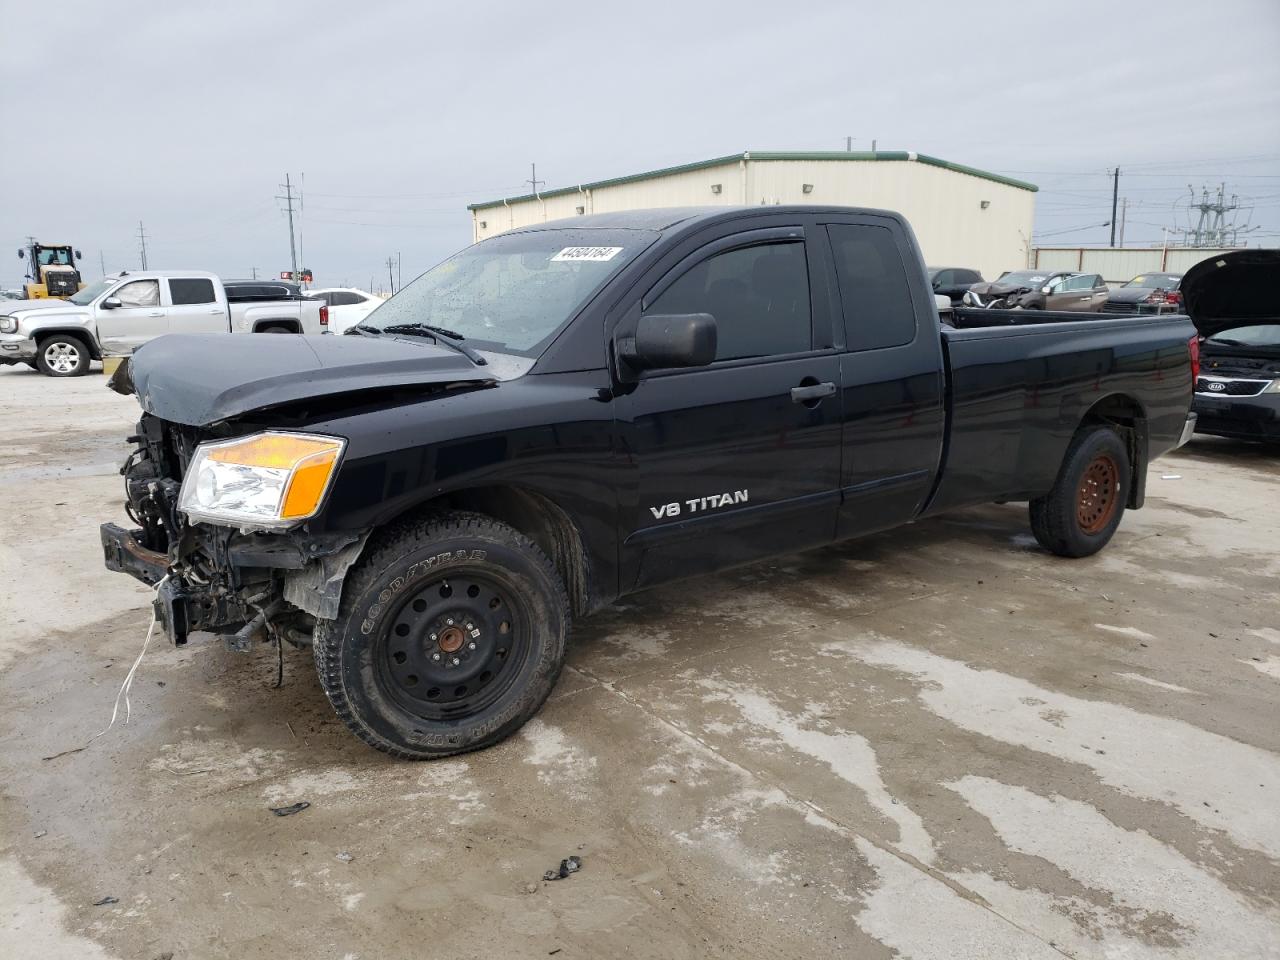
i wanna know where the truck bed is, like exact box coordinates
[926,311,1197,516]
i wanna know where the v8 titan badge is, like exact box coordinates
[551,246,623,262]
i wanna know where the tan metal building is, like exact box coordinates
[468,151,1037,280]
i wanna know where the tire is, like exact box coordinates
[36,334,90,377]
[1029,425,1131,558]
[313,511,569,759]
[259,325,292,334]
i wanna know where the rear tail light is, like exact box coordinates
[319,305,329,326]
[1167,290,1182,306]
[1188,334,1200,382]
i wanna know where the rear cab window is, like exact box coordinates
[826,223,917,351]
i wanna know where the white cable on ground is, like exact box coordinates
[41,574,169,761]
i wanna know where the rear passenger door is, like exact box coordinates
[820,216,946,538]
[165,277,227,333]
[613,221,843,590]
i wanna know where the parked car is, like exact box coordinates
[1102,272,1183,315]
[99,206,1197,759]
[223,279,309,301]
[0,271,329,376]
[306,287,383,334]
[965,270,1109,311]
[928,266,984,305]
[1188,250,1280,443]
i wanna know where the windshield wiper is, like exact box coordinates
[344,323,378,337]
[379,323,488,365]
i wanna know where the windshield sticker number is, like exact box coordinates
[551,246,623,262]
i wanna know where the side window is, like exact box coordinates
[114,280,160,308]
[1046,275,1069,291]
[959,269,982,284]
[331,291,363,306]
[1063,275,1090,292]
[932,269,954,286]
[649,241,811,362]
[169,278,216,305]
[826,224,917,351]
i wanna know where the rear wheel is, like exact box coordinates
[36,334,90,377]
[313,511,569,759]
[1029,425,1131,557]
[259,325,292,334]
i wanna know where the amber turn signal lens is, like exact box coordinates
[282,448,342,519]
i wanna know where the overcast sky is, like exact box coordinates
[2,0,1277,291]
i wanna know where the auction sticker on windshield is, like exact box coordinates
[551,247,623,262]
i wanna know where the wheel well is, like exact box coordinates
[387,486,592,617]
[1080,393,1147,508]
[34,328,101,360]
[253,319,300,333]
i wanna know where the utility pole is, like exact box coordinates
[397,251,402,291]
[250,266,259,279]
[137,221,149,269]
[386,256,396,294]
[1108,168,1119,248]
[1118,198,1128,248]
[98,250,106,277]
[845,136,852,152]
[526,163,545,199]
[277,174,299,280]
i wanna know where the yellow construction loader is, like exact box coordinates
[17,240,85,299]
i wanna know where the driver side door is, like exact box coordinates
[94,279,168,354]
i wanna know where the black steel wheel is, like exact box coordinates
[313,511,569,759]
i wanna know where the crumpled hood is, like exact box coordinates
[967,279,1036,298]
[122,334,497,426]
[1182,249,1280,339]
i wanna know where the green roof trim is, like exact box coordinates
[468,150,1037,210]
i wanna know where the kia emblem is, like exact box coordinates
[1206,381,1226,392]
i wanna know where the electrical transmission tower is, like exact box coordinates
[1184,184,1254,247]
[137,221,149,269]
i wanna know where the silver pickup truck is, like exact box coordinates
[0,270,329,377]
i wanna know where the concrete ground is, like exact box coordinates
[1,364,1277,960]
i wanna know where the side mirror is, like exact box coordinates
[934,294,953,313]
[1040,285,1052,295]
[100,297,122,310]
[75,249,83,259]
[620,313,717,371]
[17,249,24,259]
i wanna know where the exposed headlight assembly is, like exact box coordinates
[1264,378,1280,394]
[178,432,346,529]
[0,316,17,334]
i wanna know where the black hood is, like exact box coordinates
[1181,249,1280,339]
[121,334,497,426]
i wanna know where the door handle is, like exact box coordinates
[209,309,223,314]
[791,381,836,404]
[147,311,164,317]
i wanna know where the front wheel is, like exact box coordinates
[313,511,569,759]
[36,335,90,377]
[1029,425,1131,558]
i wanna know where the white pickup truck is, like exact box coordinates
[0,270,329,377]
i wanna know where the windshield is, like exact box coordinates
[1205,324,1280,347]
[1123,274,1180,289]
[68,277,119,305]
[997,271,1051,286]
[36,247,73,266]
[364,229,654,356]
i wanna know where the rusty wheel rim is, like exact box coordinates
[1076,454,1120,534]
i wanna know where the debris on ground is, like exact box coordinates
[543,855,583,881]
[335,851,354,862]
[93,896,119,906]
[1161,474,1182,480]
[33,829,46,839]
[269,801,310,817]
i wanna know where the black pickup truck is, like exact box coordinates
[100,206,1198,759]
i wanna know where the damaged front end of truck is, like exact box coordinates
[99,333,496,650]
